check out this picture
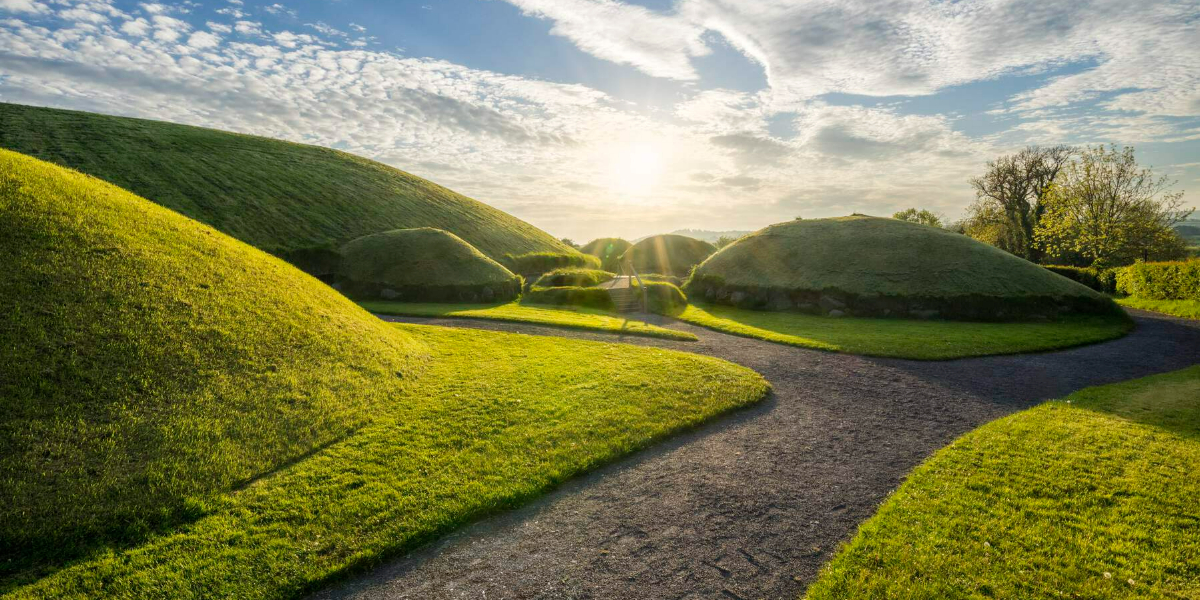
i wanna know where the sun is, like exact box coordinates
[607,142,665,197]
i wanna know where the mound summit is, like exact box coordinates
[686,216,1121,321]
[338,228,522,302]
[624,234,716,277]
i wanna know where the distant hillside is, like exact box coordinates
[637,229,752,243]
[0,103,573,264]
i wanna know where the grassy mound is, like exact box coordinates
[338,228,521,302]
[623,234,716,277]
[9,325,767,599]
[688,216,1120,321]
[581,237,632,270]
[534,267,615,288]
[0,149,426,584]
[0,102,573,270]
[807,365,1200,599]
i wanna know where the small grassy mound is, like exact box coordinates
[10,325,767,599]
[338,228,521,302]
[581,237,632,270]
[624,234,716,277]
[0,102,574,268]
[523,285,615,311]
[362,301,696,340]
[677,304,1131,359]
[533,267,615,288]
[0,149,426,585]
[688,216,1120,321]
[807,365,1200,599]
[502,251,601,279]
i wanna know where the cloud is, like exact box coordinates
[0,0,45,12]
[503,0,709,80]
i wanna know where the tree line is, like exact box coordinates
[894,144,1193,268]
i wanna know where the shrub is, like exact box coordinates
[534,268,615,288]
[638,273,683,286]
[522,285,615,311]
[1043,265,1117,294]
[632,280,688,316]
[503,252,601,277]
[1115,260,1200,300]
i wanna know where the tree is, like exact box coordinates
[892,208,944,227]
[560,238,579,249]
[714,235,739,249]
[963,145,1075,260]
[1035,145,1192,267]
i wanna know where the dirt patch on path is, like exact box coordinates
[312,311,1200,600]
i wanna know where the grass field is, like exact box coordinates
[677,304,1131,359]
[7,325,768,599]
[0,102,572,260]
[625,234,716,277]
[806,365,1200,599]
[0,149,426,585]
[362,300,697,341]
[1117,296,1200,320]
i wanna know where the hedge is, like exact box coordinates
[533,268,615,288]
[1043,265,1117,294]
[521,285,615,311]
[338,278,523,304]
[631,280,688,316]
[1116,260,1200,300]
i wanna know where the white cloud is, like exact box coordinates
[206,21,231,33]
[186,30,220,49]
[0,0,45,12]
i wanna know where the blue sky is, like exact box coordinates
[1,0,1198,241]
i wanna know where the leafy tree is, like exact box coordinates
[560,237,579,249]
[892,208,944,227]
[714,235,739,249]
[964,145,1075,261]
[1035,145,1192,267]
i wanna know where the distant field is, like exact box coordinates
[362,300,697,341]
[677,304,1131,360]
[807,365,1200,599]
[1117,296,1200,320]
[9,325,768,599]
[0,102,572,260]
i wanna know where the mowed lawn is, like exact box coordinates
[1116,296,1200,320]
[676,304,1132,360]
[806,365,1200,599]
[362,300,697,341]
[8,325,767,599]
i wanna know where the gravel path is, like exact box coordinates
[312,310,1200,600]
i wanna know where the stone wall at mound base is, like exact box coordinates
[684,276,1122,322]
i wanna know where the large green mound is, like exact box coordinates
[0,149,426,582]
[687,216,1119,320]
[339,228,522,302]
[580,237,632,270]
[0,102,574,272]
[623,234,716,277]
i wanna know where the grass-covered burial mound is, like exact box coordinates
[580,237,632,270]
[686,216,1122,321]
[339,228,522,302]
[623,234,716,277]
[0,149,427,583]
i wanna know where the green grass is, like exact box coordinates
[1116,296,1200,319]
[0,102,572,260]
[580,237,631,270]
[806,365,1200,599]
[533,267,615,288]
[689,217,1110,319]
[361,300,697,341]
[676,304,1131,359]
[339,228,519,289]
[7,324,768,599]
[0,149,426,584]
[624,234,716,277]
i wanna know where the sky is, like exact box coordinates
[1,0,1198,242]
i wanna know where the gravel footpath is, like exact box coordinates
[311,310,1200,600]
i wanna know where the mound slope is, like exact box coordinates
[687,216,1119,320]
[623,234,716,277]
[581,237,632,270]
[0,149,426,581]
[339,228,522,302]
[0,102,573,268]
